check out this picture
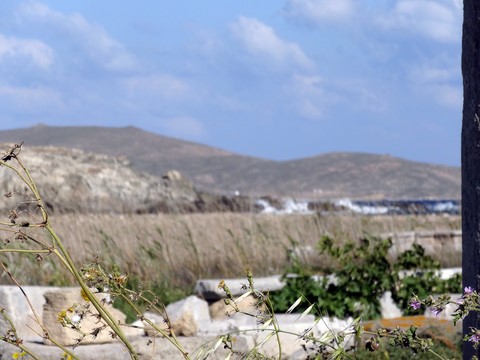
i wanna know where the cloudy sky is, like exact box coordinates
[0,0,462,165]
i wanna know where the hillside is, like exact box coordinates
[0,145,252,214]
[0,124,460,200]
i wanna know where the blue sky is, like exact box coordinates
[0,0,462,165]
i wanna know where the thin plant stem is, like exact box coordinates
[46,224,140,359]
[1,151,140,359]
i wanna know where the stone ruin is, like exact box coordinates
[0,267,462,359]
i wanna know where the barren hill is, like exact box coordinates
[0,125,460,200]
[0,145,252,214]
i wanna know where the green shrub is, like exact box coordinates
[271,235,462,319]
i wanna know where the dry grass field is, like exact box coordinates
[0,212,460,294]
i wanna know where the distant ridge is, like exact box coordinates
[0,125,460,200]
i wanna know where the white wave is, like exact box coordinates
[256,198,313,215]
[336,199,389,215]
[427,201,459,213]
[255,199,278,214]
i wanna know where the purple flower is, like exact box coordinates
[465,286,475,295]
[430,307,442,316]
[409,299,421,310]
[469,333,480,344]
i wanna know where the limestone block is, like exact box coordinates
[164,296,211,337]
[141,311,185,338]
[438,267,462,279]
[194,276,284,300]
[0,285,77,342]
[197,318,237,337]
[251,314,317,359]
[0,336,234,360]
[229,312,259,331]
[42,288,127,346]
[315,316,354,336]
[380,291,402,319]
[313,316,357,354]
[143,309,216,338]
[209,294,263,320]
[138,311,165,337]
[212,334,256,358]
[172,311,196,337]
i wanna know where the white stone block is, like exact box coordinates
[0,285,76,342]
[380,291,402,319]
[194,276,284,300]
[42,288,128,346]
[165,295,211,336]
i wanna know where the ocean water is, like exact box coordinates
[256,198,460,215]
[255,198,313,215]
[345,199,460,215]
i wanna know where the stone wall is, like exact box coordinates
[385,230,462,258]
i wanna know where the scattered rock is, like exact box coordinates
[42,288,133,346]
[251,314,318,359]
[164,296,211,337]
[0,285,67,342]
[380,291,403,319]
[209,294,263,320]
[194,275,284,301]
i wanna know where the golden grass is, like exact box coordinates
[0,213,461,290]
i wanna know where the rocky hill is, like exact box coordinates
[0,145,252,214]
[0,125,461,200]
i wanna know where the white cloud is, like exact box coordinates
[354,88,387,113]
[377,0,461,43]
[432,84,462,107]
[409,63,457,83]
[18,2,137,71]
[162,116,206,139]
[231,16,314,70]
[452,0,463,9]
[0,84,62,111]
[0,34,53,69]
[122,74,190,101]
[287,74,329,119]
[408,62,462,108]
[283,0,356,24]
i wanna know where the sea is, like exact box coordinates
[256,198,460,215]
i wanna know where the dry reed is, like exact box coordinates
[0,213,461,290]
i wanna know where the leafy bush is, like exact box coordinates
[271,235,462,319]
[393,244,462,315]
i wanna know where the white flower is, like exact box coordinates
[71,313,81,324]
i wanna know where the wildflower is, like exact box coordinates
[430,307,442,317]
[102,292,113,304]
[71,313,81,324]
[12,352,26,359]
[469,332,480,344]
[57,310,67,324]
[465,286,475,296]
[114,274,127,286]
[409,298,421,310]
